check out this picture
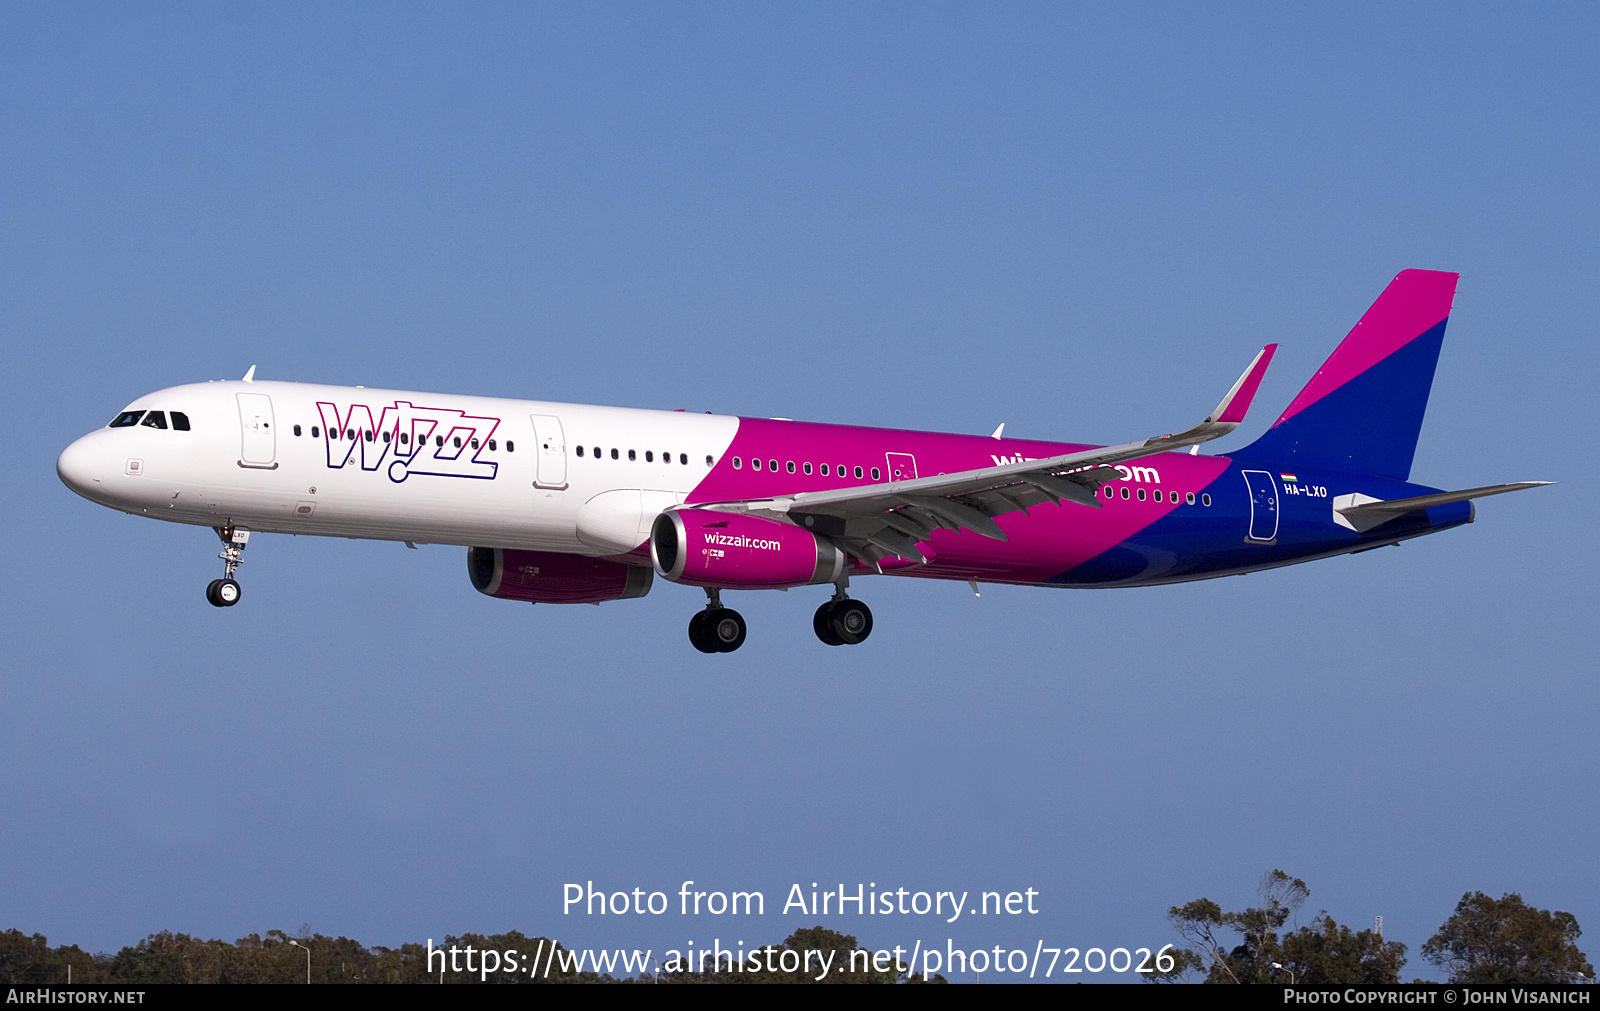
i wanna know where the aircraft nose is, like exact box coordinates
[57,434,105,497]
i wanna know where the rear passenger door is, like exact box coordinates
[1242,470,1279,542]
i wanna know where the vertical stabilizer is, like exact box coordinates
[1239,269,1458,481]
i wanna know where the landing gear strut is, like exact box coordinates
[206,525,248,608]
[814,578,872,646]
[688,587,746,653]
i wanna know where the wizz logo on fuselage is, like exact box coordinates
[316,401,501,483]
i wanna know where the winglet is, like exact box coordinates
[242,365,256,383]
[1140,344,1278,453]
[1208,344,1277,425]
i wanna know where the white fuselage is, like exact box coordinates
[57,380,741,556]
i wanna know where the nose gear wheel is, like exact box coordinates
[207,525,250,608]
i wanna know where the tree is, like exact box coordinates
[1281,914,1405,984]
[1158,871,1405,984]
[1423,892,1593,983]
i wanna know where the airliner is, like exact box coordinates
[56,270,1546,653]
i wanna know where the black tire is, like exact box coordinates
[828,599,872,645]
[814,601,844,645]
[205,579,224,607]
[710,608,746,652]
[216,578,241,607]
[688,610,719,653]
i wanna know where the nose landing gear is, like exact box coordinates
[206,526,249,608]
[688,588,746,653]
[814,580,872,646]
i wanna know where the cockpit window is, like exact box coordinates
[140,411,168,430]
[109,411,144,428]
[170,412,191,431]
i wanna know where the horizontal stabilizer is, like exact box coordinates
[1333,481,1551,532]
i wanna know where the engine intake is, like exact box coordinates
[650,509,845,589]
[467,547,652,604]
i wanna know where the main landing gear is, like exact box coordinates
[688,588,747,654]
[206,525,249,608]
[814,581,872,646]
[685,583,874,653]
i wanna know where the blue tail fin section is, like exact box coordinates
[1238,269,1457,481]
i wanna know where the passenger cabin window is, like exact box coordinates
[109,411,144,428]
[170,412,191,431]
[853,466,863,479]
[488,439,496,451]
[752,458,762,471]
[1202,493,1211,506]
[1137,488,1146,501]
[140,411,168,430]
[294,424,303,437]
[769,459,778,472]
[1186,492,1195,505]
[506,441,515,452]
[1121,487,1130,499]
[803,462,812,475]
[871,467,880,481]
[733,457,742,469]
[704,455,712,466]
[786,461,795,474]
[576,445,584,457]
[628,449,636,461]
[820,464,829,476]
[645,451,653,462]
[311,426,320,438]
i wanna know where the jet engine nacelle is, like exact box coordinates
[468,547,653,604]
[651,509,846,589]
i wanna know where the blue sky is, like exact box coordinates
[2,3,1595,981]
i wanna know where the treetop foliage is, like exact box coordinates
[1156,870,1405,984]
[1422,892,1594,984]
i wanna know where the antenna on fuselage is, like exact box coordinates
[990,423,1005,440]
[242,365,257,383]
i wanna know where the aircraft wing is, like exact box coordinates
[692,345,1277,568]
